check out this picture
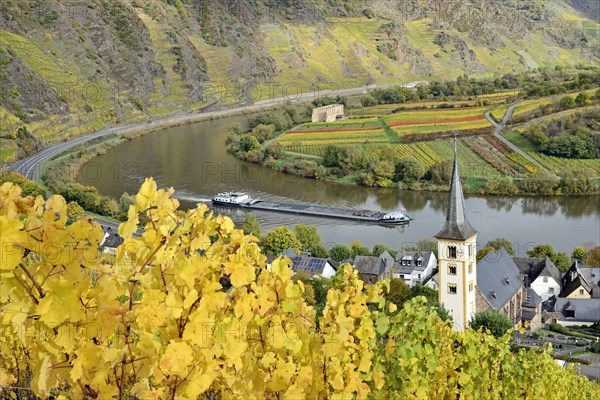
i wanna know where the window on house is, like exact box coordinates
[565,310,575,318]
[548,287,554,294]
[448,265,457,275]
[579,289,584,295]
[448,284,457,294]
[543,276,548,283]
[418,274,421,279]
[448,246,457,259]
[468,244,472,257]
[469,281,473,292]
[468,263,473,274]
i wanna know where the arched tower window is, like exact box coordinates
[448,246,457,259]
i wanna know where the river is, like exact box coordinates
[77,113,600,255]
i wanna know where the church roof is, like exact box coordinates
[435,140,477,241]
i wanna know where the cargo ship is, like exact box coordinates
[211,192,410,224]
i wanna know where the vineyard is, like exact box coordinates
[273,96,599,183]
[383,107,492,136]
[275,119,389,146]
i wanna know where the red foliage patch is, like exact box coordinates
[483,135,513,155]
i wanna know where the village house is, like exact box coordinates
[521,288,543,330]
[513,257,562,302]
[379,251,436,287]
[268,249,336,278]
[560,261,599,299]
[475,248,526,326]
[550,297,600,326]
[100,226,124,256]
[311,104,345,122]
[354,251,394,284]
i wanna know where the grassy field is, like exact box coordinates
[503,131,600,174]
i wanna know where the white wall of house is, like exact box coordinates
[557,320,594,327]
[531,276,561,302]
[322,262,336,278]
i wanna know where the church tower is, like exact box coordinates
[435,140,477,331]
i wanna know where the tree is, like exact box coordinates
[294,224,322,250]
[587,247,600,267]
[308,244,329,259]
[119,192,136,213]
[238,135,261,152]
[394,157,423,184]
[575,92,590,105]
[385,279,412,309]
[371,160,395,187]
[2,181,599,399]
[372,243,396,258]
[0,171,45,198]
[485,238,515,256]
[329,244,352,262]
[559,95,575,109]
[527,244,556,259]
[425,160,453,183]
[66,201,85,220]
[553,252,570,272]
[322,145,342,168]
[477,246,495,262]
[527,244,570,272]
[522,171,558,195]
[572,247,587,262]
[351,241,371,257]
[483,176,518,195]
[470,310,514,338]
[262,226,301,255]
[242,213,262,238]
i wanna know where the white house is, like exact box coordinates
[267,249,336,278]
[514,257,562,302]
[391,251,437,287]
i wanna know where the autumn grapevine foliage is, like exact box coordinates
[1,179,599,399]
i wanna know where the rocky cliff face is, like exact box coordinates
[0,0,598,161]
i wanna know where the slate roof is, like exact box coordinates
[522,288,542,309]
[561,261,595,298]
[266,248,298,264]
[353,256,384,276]
[395,251,434,271]
[101,226,124,248]
[554,298,600,322]
[435,142,477,241]
[103,233,124,248]
[513,257,562,287]
[477,248,523,309]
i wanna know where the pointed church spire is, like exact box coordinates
[435,138,477,240]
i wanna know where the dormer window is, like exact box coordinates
[448,246,457,259]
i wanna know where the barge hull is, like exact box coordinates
[214,199,408,224]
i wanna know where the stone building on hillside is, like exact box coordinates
[311,104,345,122]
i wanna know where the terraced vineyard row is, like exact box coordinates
[529,153,600,174]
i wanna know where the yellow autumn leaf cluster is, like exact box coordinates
[1,179,599,399]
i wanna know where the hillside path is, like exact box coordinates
[484,105,548,172]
